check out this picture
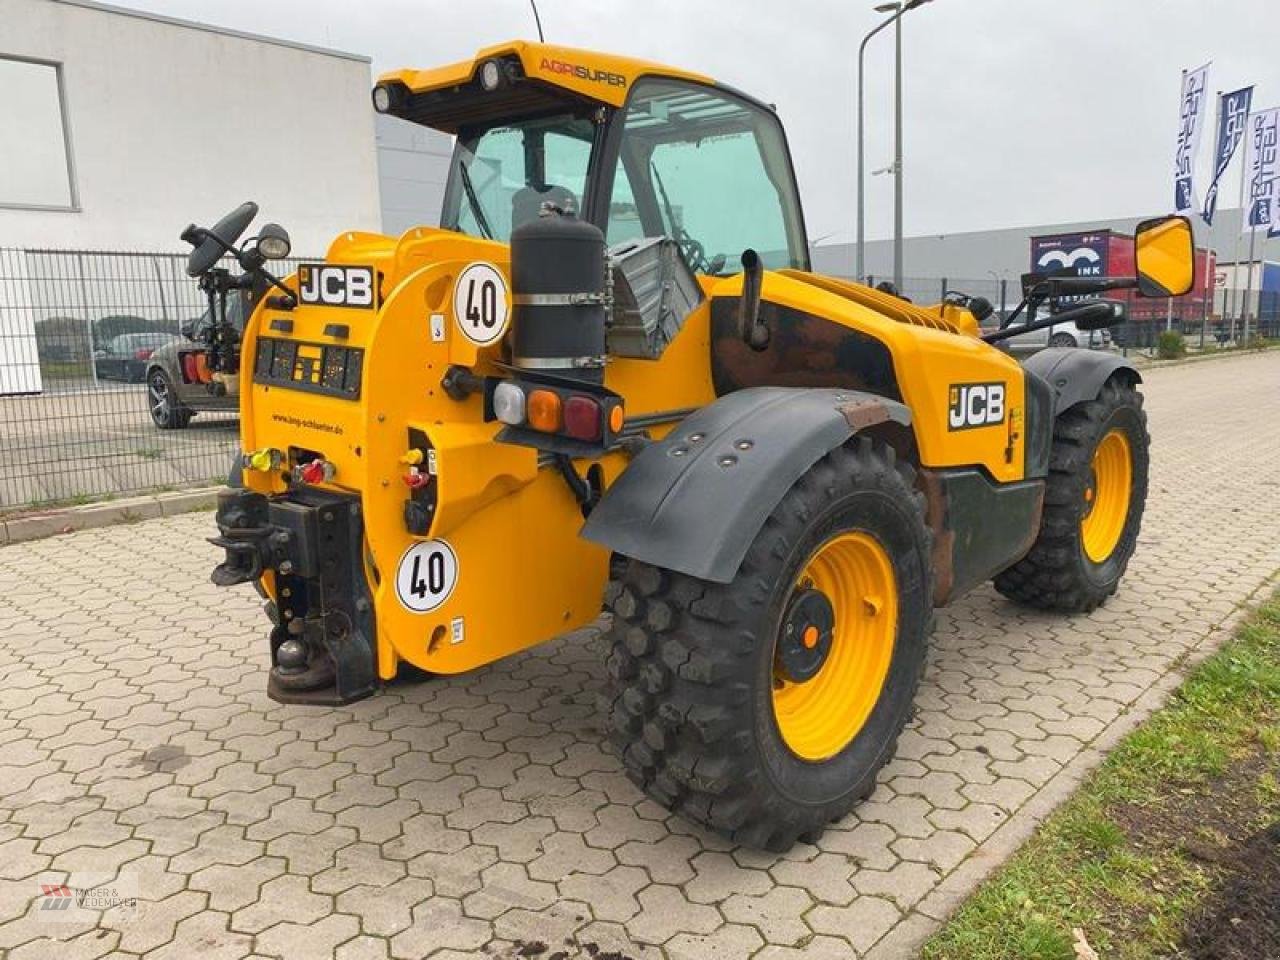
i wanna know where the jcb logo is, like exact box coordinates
[948,382,1005,430]
[298,265,375,309]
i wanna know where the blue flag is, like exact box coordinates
[1203,86,1254,225]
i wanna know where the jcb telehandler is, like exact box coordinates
[187,41,1195,850]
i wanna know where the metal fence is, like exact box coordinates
[1,255,1274,511]
[0,248,304,510]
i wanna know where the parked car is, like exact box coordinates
[94,332,180,383]
[145,289,249,428]
[993,302,1114,354]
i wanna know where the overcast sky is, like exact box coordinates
[122,0,1280,244]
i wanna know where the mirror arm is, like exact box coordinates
[1049,275,1137,297]
[256,266,297,310]
[224,246,295,310]
[999,296,1032,330]
[983,301,1117,344]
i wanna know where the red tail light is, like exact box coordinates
[134,348,154,361]
[564,395,602,442]
[181,354,199,382]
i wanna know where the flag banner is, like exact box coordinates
[1203,86,1253,225]
[1242,107,1280,235]
[1174,63,1211,215]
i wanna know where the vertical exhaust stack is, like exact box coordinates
[510,208,607,384]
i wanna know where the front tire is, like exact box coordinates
[602,438,933,850]
[1048,332,1077,349]
[148,369,193,430]
[994,377,1149,612]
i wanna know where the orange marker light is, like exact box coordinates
[608,404,625,433]
[526,390,562,432]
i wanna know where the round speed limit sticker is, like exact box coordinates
[453,262,509,346]
[395,540,459,613]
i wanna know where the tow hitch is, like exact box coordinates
[211,486,378,705]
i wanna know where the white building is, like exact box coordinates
[1,0,384,252]
[377,114,452,238]
[0,0,454,394]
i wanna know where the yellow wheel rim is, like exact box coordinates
[1081,428,1133,563]
[772,532,898,762]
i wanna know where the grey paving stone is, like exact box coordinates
[0,350,1276,958]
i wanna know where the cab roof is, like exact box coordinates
[376,40,716,133]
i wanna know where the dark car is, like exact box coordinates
[144,290,249,428]
[94,332,180,383]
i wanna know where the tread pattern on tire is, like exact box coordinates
[600,437,933,851]
[993,377,1148,613]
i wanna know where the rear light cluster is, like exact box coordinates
[493,381,624,443]
[180,352,212,384]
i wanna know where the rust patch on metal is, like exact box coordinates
[918,468,955,606]
[709,299,902,399]
[837,396,891,432]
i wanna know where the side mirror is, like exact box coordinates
[1134,214,1194,298]
[179,320,196,339]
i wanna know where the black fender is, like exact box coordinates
[1021,347,1141,414]
[581,387,911,583]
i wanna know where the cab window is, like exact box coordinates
[605,80,808,274]
[446,113,596,242]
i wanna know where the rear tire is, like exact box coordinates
[1048,332,1077,349]
[148,369,193,430]
[601,438,933,851]
[994,377,1149,612]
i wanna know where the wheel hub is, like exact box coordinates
[776,588,834,683]
[771,531,899,762]
[1081,468,1097,519]
[1080,428,1133,563]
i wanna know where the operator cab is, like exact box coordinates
[379,44,811,277]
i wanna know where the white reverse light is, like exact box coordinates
[493,381,526,426]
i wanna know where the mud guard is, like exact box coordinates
[1021,347,1141,414]
[581,387,911,584]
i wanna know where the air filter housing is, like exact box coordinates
[510,209,606,383]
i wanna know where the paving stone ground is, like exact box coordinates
[2,351,1278,960]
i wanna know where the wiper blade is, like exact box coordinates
[457,159,495,241]
[651,162,677,236]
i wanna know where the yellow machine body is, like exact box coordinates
[237,230,1021,679]
[209,39,1155,695]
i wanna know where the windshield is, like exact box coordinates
[443,113,596,242]
[604,80,808,274]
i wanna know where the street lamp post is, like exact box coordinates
[856,0,931,285]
